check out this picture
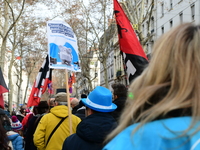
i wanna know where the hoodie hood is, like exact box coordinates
[76,113,117,143]
[7,131,20,141]
[50,105,69,118]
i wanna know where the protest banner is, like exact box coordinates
[47,20,81,72]
[47,20,81,134]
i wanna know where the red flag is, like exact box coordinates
[113,0,148,83]
[48,82,53,94]
[27,81,39,107]
[27,55,53,107]
[68,73,75,94]
[0,67,9,109]
[71,73,76,84]
[68,74,73,94]
[16,56,21,60]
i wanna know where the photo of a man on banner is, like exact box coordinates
[47,20,81,72]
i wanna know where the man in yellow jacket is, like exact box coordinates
[33,92,81,150]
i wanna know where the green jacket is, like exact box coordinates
[33,105,81,150]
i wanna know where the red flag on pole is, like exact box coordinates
[16,56,21,60]
[68,73,75,94]
[48,82,53,94]
[68,73,76,93]
[113,0,148,84]
[71,73,76,84]
[0,67,9,109]
[27,55,53,107]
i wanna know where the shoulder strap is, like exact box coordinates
[46,116,68,146]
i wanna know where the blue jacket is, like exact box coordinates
[62,113,117,150]
[7,131,24,150]
[103,117,200,150]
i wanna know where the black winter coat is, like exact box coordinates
[111,97,127,122]
[62,113,117,150]
[74,106,86,120]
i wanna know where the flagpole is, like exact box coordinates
[65,69,72,135]
[120,51,129,86]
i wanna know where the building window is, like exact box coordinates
[170,19,173,28]
[111,67,113,78]
[170,0,173,10]
[146,21,148,36]
[191,4,195,21]
[138,7,141,13]
[161,26,164,34]
[151,17,154,33]
[161,3,164,17]
[146,44,149,53]
[179,12,183,23]
[142,24,144,35]
[95,61,98,67]
[108,68,110,79]
[151,40,154,50]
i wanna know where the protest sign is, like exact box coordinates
[47,20,81,72]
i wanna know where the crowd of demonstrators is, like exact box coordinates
[111,83,127,122]
[0,108,24,150]
[103,23,200,150]
[62,86,117,150]
[2,23,200,150]
[33,92,81,150]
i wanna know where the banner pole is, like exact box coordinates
[65,69,72,135]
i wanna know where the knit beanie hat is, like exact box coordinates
[11,116,23,131]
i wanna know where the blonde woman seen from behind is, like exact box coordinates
[103,23,200,150]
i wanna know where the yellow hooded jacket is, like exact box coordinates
[33,105,81,150]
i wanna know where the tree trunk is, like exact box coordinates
[17,59,23,107]
[0,2,9,71]
[8,61,14,112]
[103,61,109,88]
[23,74,31,104]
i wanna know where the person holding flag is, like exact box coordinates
[34,92,81,150]
[47,20,81,136]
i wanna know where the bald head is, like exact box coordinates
[70,98,80,108]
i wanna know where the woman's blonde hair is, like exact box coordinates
[106,23,200,142]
